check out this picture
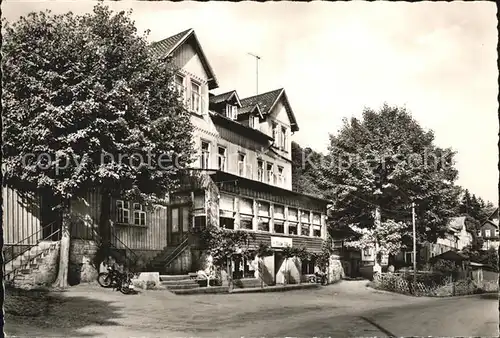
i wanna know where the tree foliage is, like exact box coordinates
[3,4,194,203]
[459,188,496,222]
[345,220,407,257]
[320,104,461,246]
[291,141,326,196]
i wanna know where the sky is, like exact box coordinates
[3,1,498,203]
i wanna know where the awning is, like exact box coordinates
[429,250,469,263]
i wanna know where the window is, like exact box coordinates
[116,200,130,224]
[133,203,146,226]
[485,229,491,237]
[272,122,278,140]
[226,104,238,120]
[300,210,310,236]
[232,255,255,279]
[405,252,413,263]
[193,192,206,232]
[172,208,179,232]
[238,153,246,177]
[257,201,270,232]
[175,74,185,101]
[191,81,201,114]
[477,230,482,237]
[495,229,499,237]
[116,200,146,226]
[266,163,274,184]
[277,166,285,186]
[201,141,210,169]
[217,146,227,171]
[281,126,287,151]
[249,116,259,129]
[312,213,321,237]
[239,198,254,230]
[288,208,298,235]
[257,160,264,182]
[301,258,315,275]
[220,194,235,230]
[274,204,285,234]
[182,207,190,232]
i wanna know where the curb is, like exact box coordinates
[230,283,321,294]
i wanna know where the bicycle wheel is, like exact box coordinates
[98,272,112,287]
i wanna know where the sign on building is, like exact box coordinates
[271,236,292,248]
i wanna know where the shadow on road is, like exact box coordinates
[359,316,397,337]
[4,286,123,337]
[479,292,498,300]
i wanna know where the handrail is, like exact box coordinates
[3,220,60,265]
[111,232,139,268]
[163,234,189,268]
[4,228,61,281]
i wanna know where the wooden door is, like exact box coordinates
[168,205,190,246]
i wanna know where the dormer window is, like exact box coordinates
[249,116,259,129]
[226,104,237,120]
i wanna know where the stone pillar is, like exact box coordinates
[234,196,240,230]
[309,211,314,237]
[253,200,258,231]
[269,204,274,233]
[284,206,289,235]
[321,214,327,240]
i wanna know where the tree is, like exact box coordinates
[199,225,256,285]
[344,220,407,263]
[291,141,326,196]
[322,104,461,250]
[459,189,472,215]
[2,5,195,287]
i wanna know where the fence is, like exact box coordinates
[372,272,498,297]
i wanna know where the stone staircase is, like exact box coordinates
[148,247,179,272]
[4,241,60,287]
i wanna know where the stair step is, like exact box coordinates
[159,275,193,282]
[20,269,31,274]
[170,286,229,295]
[160,279,198,286]
[30,264,38,269]
[164,284,201,290]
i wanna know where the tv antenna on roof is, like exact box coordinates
[247,52,261,95]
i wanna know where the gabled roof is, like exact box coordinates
[237,104,263,119]
[240,88,299,132]
[209,90,242,107]
[150,28,219,90]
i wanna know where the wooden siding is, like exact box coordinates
[69,190,168,250]
[70,190,101,240]
[113,205,168,251]
[2,186,41,245]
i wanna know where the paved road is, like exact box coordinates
[5,281,498,337]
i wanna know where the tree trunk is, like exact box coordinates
[98,193,112,262]
[373,206,382,275]
[53,203,71,288]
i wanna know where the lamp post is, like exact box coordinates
[412,201,417,291]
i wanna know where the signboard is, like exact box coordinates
[271,236,292,248]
